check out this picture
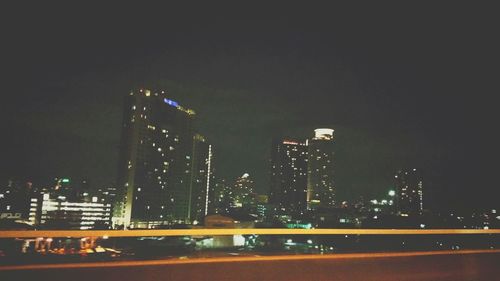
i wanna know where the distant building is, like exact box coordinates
[365,198,394,215]
[95,186,117,205]
[255,194,270,219]
[51,177,88,202]
[269,139,308,216]
[307,129,336,210]
[114,89,196,228]
[394,168,423,216]
[211,177,232,214]
[189,134,215,223]
[30,192,112,230]
[230,173,256,210]
[0,180,34,221]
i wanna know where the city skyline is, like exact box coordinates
[0,87,491,216]
[2,4,499,213]
[1,5,500,280]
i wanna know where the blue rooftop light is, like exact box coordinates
[164,98,179,107]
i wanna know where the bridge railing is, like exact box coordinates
[3,228,500,238]
[1,228,499,266]
[2,228,500,238]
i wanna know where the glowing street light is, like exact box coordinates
[388,190,396,197]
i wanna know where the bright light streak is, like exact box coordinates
[1,228,500,238]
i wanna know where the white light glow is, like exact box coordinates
[314,128,334,140]
[204,145,212,216]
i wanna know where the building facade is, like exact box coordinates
[30,192,112,230]
[211,177,232,214]
[394,168,423,216]
[0,180,34,221]
[269,139,308,216]
[189,134,215,223]
[114,89,196,228]
[230,173,256,210]
[306,128,336,210]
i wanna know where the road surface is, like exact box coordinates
[1,249,499,281]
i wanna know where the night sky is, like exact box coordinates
[1,3,498,213]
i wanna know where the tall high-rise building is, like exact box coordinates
[189,134,215,223]
[230,173,255,210]
[114,89,196,228]
[307,128,335,210]
[211,177,232,214]
[269,139,308,215]
[394,168,423,216]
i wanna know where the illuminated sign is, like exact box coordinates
[285,223,312,229]
[62,178,70,183]
[164,98,179,107]
[163,98,196,115]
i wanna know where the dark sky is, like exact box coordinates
[1,3,499,213]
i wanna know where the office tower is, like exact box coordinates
[30,191,112,230]
[269,139,308,216]
[307,128,335,210]
[211,177,232,214]
[52,178,74,198]
[114,89,196,228]
[189,134,215,223]
[0,180,34,221]
[255,194,270,219]
[394,168,423,216]
[230,173,255,209]
[51,177,89,201]
[95,186,117,205]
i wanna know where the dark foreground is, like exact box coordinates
[1,250,499,281]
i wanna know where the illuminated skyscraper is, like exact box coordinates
[230,173,255,209]
[269,139,308,215]
[113,89,196,228]
[307,128,335,210]
[211,177,232,214]
[394,168,423,216]
[189,134,214,223]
